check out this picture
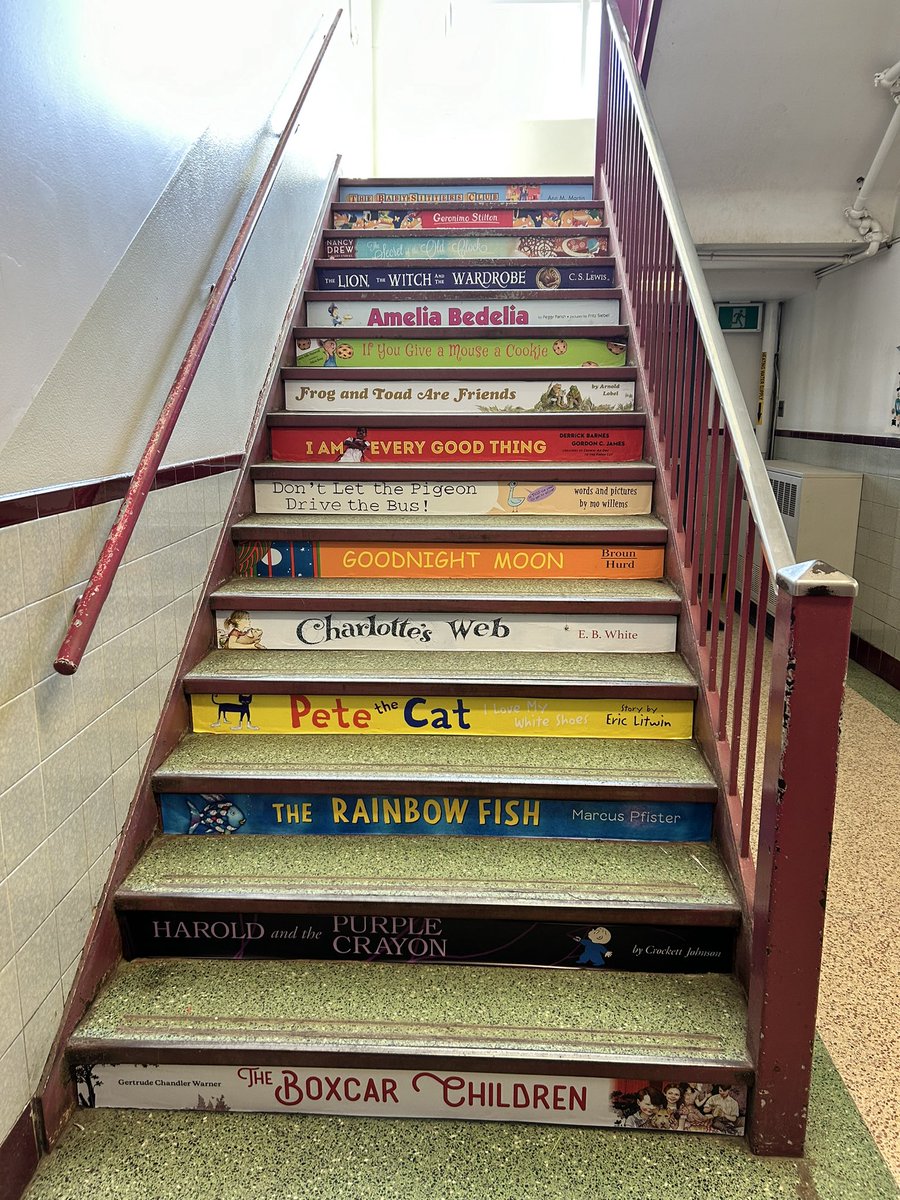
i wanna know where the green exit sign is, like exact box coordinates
[717,303,762,332]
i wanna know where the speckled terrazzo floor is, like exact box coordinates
[185,649,695,686]
[24,1041,896,1200]
[155,733,717,792]
[210,575,680,601]
[816,677,900,1182]
[72,961,748,1065]
[120,835,737,909]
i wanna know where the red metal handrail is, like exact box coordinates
[54,8,343,675]
[597,0,856,1156]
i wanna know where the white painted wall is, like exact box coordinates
[776,252,900,662]
[778,252,900,438]
[370,0,598,176]
[0,0,373,489]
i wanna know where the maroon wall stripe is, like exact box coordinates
[0,1105,41,1200]
[849,632,900,691]
[776,428,900,450]
[0,455,243,530]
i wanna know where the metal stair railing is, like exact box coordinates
[53,8,343,676]
[597,0,857,1156]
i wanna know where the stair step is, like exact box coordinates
[185,651,695,739]
[118,834,737,916]
[315,256,616,291]
[69,958,751,1080]
[268,410,645,428]
[154,733,718,802]
[321,228,610,262]
[117,836,736,969]
[184,649,695,694]
[305,292,621,327]
[268,422,645,464]
[209,577,680,654]
[337,178,595,203]
[232,513,666,537]
[294,326,628,370]
[210,575,680,610]
[330,199,604,231]
[252,472,653,519]
[252,462,654,478]
[282,368,637,414]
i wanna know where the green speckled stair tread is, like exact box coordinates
[73,959,749,1064]
[185,649,695,685]
[256,459,654,471]
[156,733,717,789]
[211,575,680,601]
[121,835,737,909]
[26,1041,899,1200]
[234,512,665,532]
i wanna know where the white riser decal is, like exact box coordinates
[307,298,621,328]
[253,480,653,517]
[78,1063,746,1135]
[213,610,677,654]
[284,377,635,414]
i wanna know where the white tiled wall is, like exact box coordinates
[773,438,900,661]
[0,470,236,1143]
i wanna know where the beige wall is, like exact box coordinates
[0,474,235,1140]
[0,0,373,1148]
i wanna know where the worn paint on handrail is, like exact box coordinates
[54,9,344,675]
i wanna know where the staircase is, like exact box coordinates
[61,178,758,1141]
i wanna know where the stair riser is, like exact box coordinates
[307,297,621,327]
[316,260,615,291]
[118,911,735,973]
[212,610,677,654]
[253,480,653,519]
[295,334,626,370]
[332,205,604,231]
[188,694,694,739]
[157,792,713,840]
[284,376,635,413]
[270,424,643,462]
[236,542,666,580]
[338,182,595,203]
[323,232,609,261]
[76,1063,747,1136]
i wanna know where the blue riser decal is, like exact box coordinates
[159,793,713,841]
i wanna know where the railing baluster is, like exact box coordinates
[698,392,722,645]
[598,0,857,1154]
[687,358,711,595]
[707,433,735,687]
[729,520,756,793]
[718,475,744,741]
[741,556,770,857]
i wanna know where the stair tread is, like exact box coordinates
[210,575,680,602]
[184,649,695,687]
[155,734,717,791]
[253,460,654,474]
[72,959,750,1067]
[233,513,666,532]
[119,835,737,911]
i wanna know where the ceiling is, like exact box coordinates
[646,0,900,250]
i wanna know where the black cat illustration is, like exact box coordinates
[210,694,258,730]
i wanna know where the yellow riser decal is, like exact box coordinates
[190,693,694,739]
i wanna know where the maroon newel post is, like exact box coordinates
[747,561,856,1156]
